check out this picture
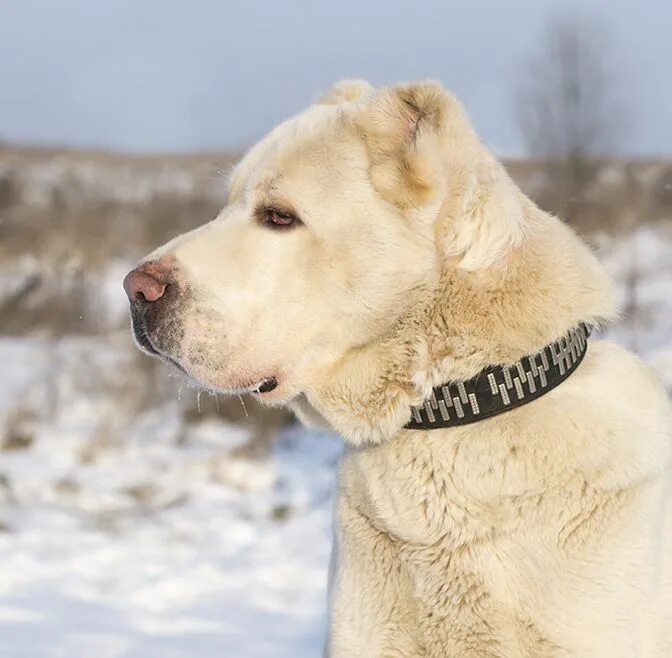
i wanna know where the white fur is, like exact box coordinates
[136,80,672,657]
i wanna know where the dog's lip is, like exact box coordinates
[252,377,278,394]
[131,312,187,375]
[230,376,278,395]
[143,338,188,375]
[131,311,279,395]
[132,322,160,357]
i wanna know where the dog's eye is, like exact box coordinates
[261,208,299,229]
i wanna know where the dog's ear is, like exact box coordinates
[356,81,470,212]
[317,79,374,105]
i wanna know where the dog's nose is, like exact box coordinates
[123,262,167,303]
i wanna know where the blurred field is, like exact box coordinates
[0,145,671,657]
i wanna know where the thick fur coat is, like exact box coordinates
[128,80,672,657]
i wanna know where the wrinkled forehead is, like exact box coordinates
[227,103,367,202]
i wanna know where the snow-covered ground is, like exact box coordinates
[0,338,341,657]
[0,222,670,658]
[0,427,339,658]
[0,343,340,656]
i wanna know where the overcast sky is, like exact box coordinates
[1,0,670,155]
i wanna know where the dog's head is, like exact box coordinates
[124,81,479,401]
[123,80,612,438]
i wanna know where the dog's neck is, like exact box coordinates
[414,209,615,388]
[298,197,616,446]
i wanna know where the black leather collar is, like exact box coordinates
[406,324,592,430]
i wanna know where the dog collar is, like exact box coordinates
[406,324,592,430]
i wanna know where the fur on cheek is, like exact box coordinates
[308,338,421,446]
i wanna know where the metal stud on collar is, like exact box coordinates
[406,324,592,430]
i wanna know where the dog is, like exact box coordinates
[124,80,672,657]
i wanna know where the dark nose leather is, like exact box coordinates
[123,262,167,303]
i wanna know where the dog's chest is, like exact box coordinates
[338,433,591,656]
[393,531,565,657]
[341,428,551,547]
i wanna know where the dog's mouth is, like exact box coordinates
[131,314,160,357]
[131,310,278,396]
[131,310,189,374]
[248,377,278,394]
[131,307,168,358]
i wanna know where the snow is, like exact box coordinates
[0,431,338,658]
[0,341,340,656]
[0,338,340,657]
[0,221,671,657]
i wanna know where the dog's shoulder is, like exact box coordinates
[561,339,672,477]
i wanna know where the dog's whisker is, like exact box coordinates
[238,395,248,418]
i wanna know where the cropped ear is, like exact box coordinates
[355,81,470,212]
[317,79,374,105]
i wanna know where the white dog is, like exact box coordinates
[124,80,672,657]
